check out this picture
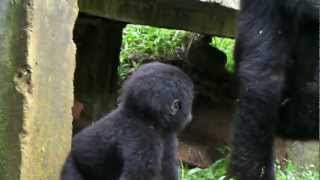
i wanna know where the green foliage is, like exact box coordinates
[275,160,319,180]
[119,25,236,79]
[210,37,235,73]
[180,147,232,180]
[121,24,188,59]
[119,24,189,79]
[181,158,319,180]
[180,158,231,180]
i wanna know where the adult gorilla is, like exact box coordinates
[230,0,319,179]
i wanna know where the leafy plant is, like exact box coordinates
[119,24,189,79]
[181,158,319,180]
[119,25,236,79]
[210,37,235,72]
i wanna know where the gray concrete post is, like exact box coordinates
[0,0,78,179]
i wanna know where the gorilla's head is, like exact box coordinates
[120,62,194,132]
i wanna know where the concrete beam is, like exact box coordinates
[0,0,78,179]
[78,0,239,37]
[201,0,239,9]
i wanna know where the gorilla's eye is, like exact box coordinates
[170,99,181,115]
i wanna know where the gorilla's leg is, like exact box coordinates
[230,37,289,179]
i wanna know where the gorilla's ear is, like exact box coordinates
[170,99,181,115]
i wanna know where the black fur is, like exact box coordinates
[60,62,194,180]
[230,0,319,179]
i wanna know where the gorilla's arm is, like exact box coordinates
[61,121,115,180]
[119,133,162,180]
[161,133,178,180]
[60,155,84,180]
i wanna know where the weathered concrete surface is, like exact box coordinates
[288,141,319,170]
[0,1,26,179]
[0,0,78,179]
[202,0,239,9]
[72,14,125,134]
[78,0,239,37]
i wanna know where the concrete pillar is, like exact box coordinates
[0,0,78,179]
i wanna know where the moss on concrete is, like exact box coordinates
[0,0,28,179]
[0,0,78,179]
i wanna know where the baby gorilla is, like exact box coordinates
[61,62,194,180]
